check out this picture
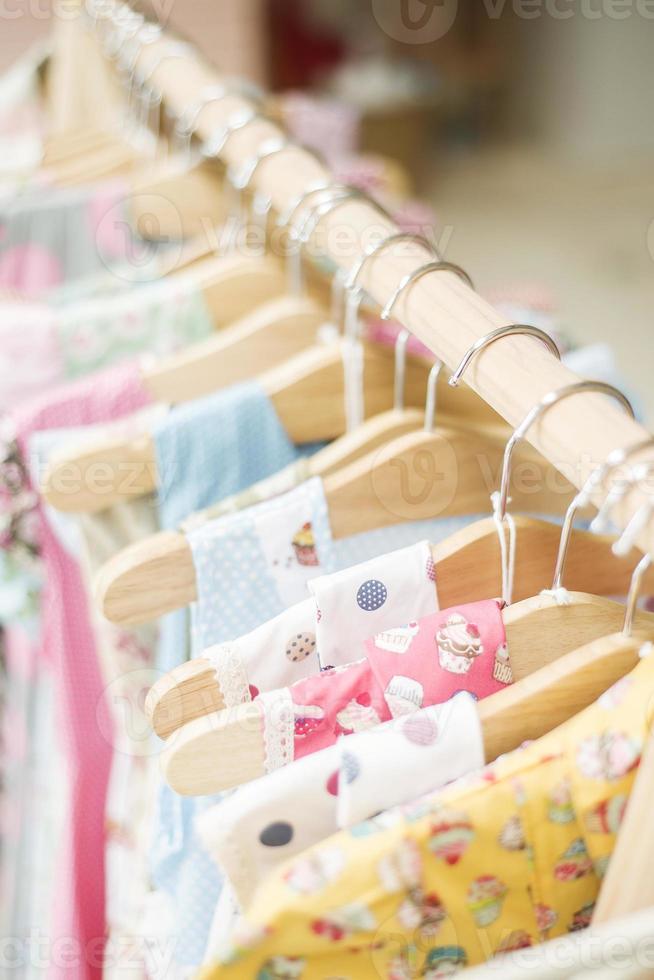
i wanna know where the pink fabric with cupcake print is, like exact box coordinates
[265,598,512,766]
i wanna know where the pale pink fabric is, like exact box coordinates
[12,363,151,980]
[0,302,61,410]
[284,599,511,762]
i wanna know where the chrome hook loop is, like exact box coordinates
[497,381,634,523]
[552,437,654,591]
[448,324,560,388]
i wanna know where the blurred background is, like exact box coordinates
[5,0,654,417]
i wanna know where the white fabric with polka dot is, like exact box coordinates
[196,693,482,938]
[309,540,439,670]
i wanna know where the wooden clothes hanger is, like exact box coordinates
[42,338,460,515]
[158,475,654,795]
[480,548,654,767]
[40,192,442,516]
[159,576,654,795]
[144,524,654,741]
[146,377,653,750]
[88,340,646,632]
[142,403,654,744]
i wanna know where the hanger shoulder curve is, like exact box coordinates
[94,530,194,627]
[145,655,225,741]
[479,629,651,763]
[503,593,654,681]
[323,427,578,541]
[144,295,327,404]
[162,699,266,795]
[184,253,288,327]
[434,517,654,608]
[41,434,158,514]
[308,408,425,478]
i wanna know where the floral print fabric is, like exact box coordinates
[0,279,213,628]
[202,652,654,979]
[0,180,133,298]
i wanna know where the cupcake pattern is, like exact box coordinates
[554,838,594,882]
[335,695,381,735]
[436,614,484,675]
[422,946,467,979]
[256,956,305,980]
[397,888,446,936]
[210,647,654,980]
[429,811,475,865]
[292,522,319,566]
[384,675,424,718]
[548,779,575,824]
[498,814,525,851]
[576,732,641,781]
[492,642,513,685]
[467,876,508,927]
[584,794,627,834]
[374,621,420,654]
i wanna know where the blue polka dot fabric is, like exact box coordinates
[356,579,388,611]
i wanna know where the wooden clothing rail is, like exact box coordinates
[86,2,654,557]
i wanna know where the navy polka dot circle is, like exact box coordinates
[259,821,294,847]
[356,579,387,611]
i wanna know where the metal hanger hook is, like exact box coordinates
[448,324,560,388]
[498,381,634,522]
[552,437,654,591]
[136,41,193,102]
[231,137,290,193]
[381,260,472,411]
[175,80,263,142]
[345,232,436,296]
[381,260,473,323]
[200,107,262,162]
[343,233,437,346]
[622,548,653,637]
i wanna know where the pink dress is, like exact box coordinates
[11,363,151,980]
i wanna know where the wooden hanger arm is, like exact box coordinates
[146,656,226,741]
[143,295,327,404]
[501,593,653,680]
[94,531,193,628]
[592,726,654,925]
[479,630,649,763]
[162,699,266,795]
[95,513,654,637]
[42,435,158,514]
[434,517,654,608]
[186,253,288,327]
[159,601,654,797]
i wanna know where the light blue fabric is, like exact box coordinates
[153,383,299,675]
[151,383,302,968]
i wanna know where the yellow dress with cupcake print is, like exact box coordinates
[199,654,654,980]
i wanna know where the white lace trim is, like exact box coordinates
[258,688,294,773]
[203,644,251,707]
